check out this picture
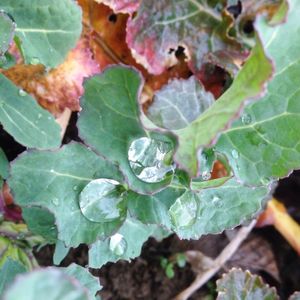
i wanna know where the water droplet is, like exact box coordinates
[128,137,174,183]
[109,233,127,256]
[79,179,126,223]
[212,196,223,208]
[18,89,27,97]
[30,57,40,65]
[201,171,211,181]
[241,113,252,125]
[73,185,78,191]
[169,191,198,229]
[231,149,239,159]
[52,198,59,206]
[50,169,54,173]
[47,116,52,120]
[38,113,42,119]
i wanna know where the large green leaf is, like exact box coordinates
[89,216,166,268]
[174,38,273,175]
[0,259,26,295]
[78,66,173,194]
[0,11,15,58]
[0,74,61,149]
[8,143,124,247]
[0,0,82,68]
[216,0,300,186]
[3,265,100,300]
[217,268,278,300]
[129,178,269,239]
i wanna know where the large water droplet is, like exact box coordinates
[169,191,198,229]
[18,89,27,97]
[109,233,127,256]
[128,137,174,183]
[231,149,239,159]
[79,179,126,223]
[241,113,252,125]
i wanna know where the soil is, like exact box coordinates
[2,114,300,300]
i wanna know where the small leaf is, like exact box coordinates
[0,0,82,68]
[62,264,102,299]
[0,259,26,295]
[165,263,175,279]
[216,1,300,185]
[0,10,15,58]
[78,66,173,194]
[0,74,61,149]
[89,216,161,268]
[174,37,272,176]
[216,268,278,300]
[0,148,9,180]
[95,0,139,14]
[8,142,124,247]
[148,76,214,130]
[53,240,69,266]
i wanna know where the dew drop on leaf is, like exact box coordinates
[18,89,27,97]
[109,233,127,256]
[241,113,252,125]
[169,191,198,229]
[79,179,126,223]
[30,57,40,65]
[231,149,239,159]
[201,171,211,181]
[52,197,59,206]
[128,137,174,183]
[212,195,223,208]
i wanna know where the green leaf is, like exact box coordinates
[0,148,9,180]
[89,216,161,268]
[216,268,278,300]
[216,0,300,186]
[0,11,15,58]
[175,178,269,239]
[0,74,61,149]
[174,38,273,176]
[147,76,214,130]
[8,142,124,247]
[77,66,173,194]
[0,0,82,68]
[53,240,70,266]
[62,264,102,299]
[22,207,57,243]
[129,178,268,239]
[0,259,26,295]
[2,267,95,300]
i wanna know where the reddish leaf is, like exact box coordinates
[95,0,139,14]
[126,1,241,76]
[2,38,99,115]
